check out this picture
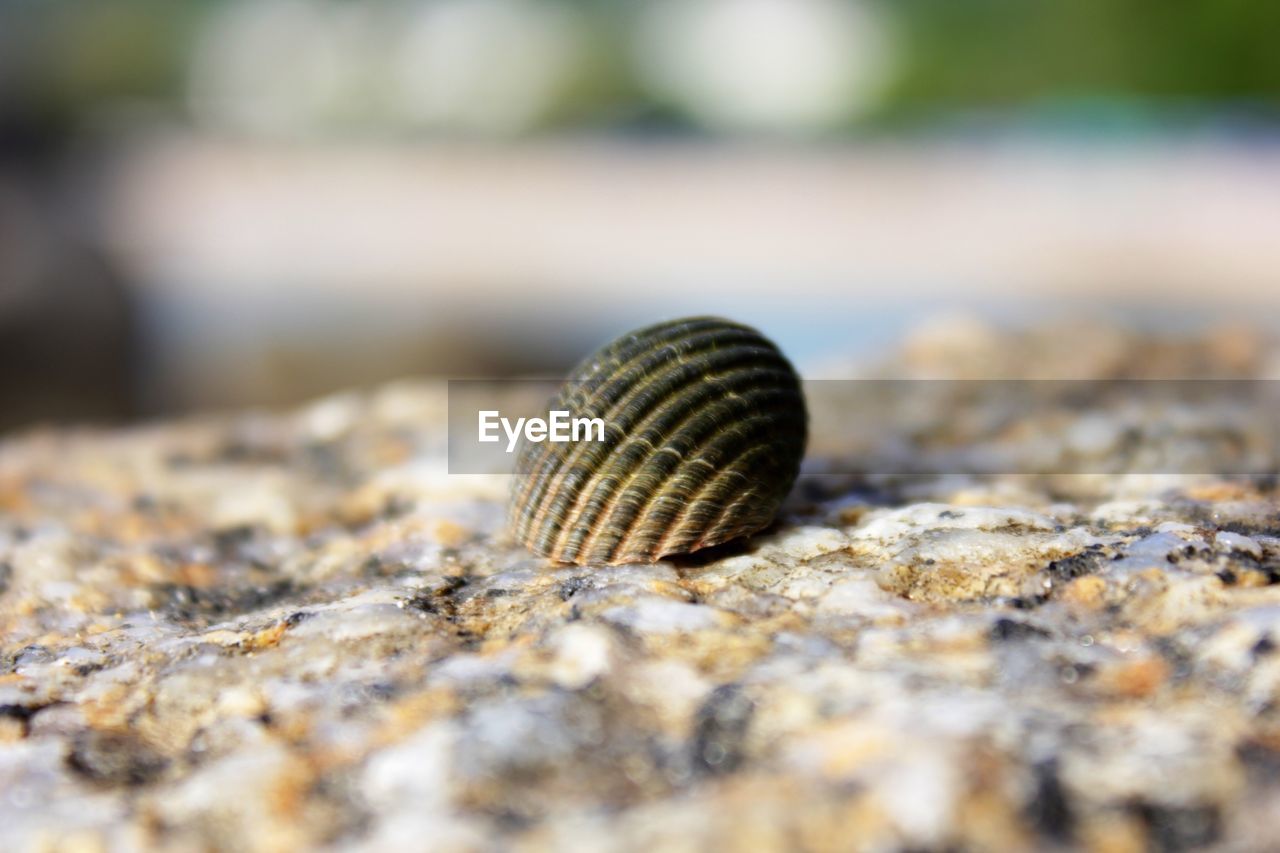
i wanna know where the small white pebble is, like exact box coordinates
[1216,531,1262,558]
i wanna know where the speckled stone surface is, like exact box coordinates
[3,321,1280,852]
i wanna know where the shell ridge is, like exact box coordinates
[660,407,805,557]
[508,317,806,565]
[636,414,795,560]
[509,319,733,529]
[670,453,781,557]
[523,345,783,550]
[510,326,766,541]
[580,394,795,562]
[548,368,794,561]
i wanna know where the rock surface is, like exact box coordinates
[2,321,1280,851]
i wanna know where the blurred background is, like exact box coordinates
[2,0,1279,430]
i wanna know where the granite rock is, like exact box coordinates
[1,323,1279,851]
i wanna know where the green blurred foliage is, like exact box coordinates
[1,0,1278,137]
[885,0,1280,108]
[0,1,197,120]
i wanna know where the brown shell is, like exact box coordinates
[508,316,807,565]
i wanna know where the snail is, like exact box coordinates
[509,316,807,565]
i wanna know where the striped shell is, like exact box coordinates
[509,316,807,565]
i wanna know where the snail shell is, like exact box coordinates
[509,316,807,565]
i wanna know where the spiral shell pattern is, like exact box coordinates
[509,316,807,565]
